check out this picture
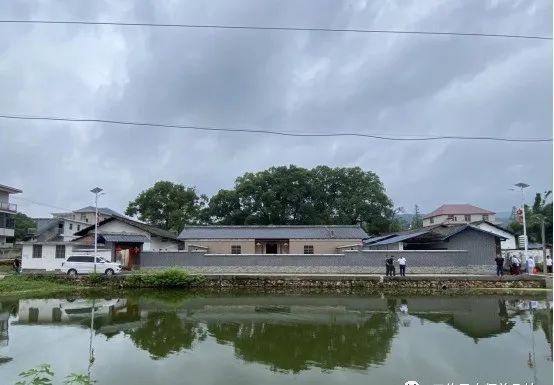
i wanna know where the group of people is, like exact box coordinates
[385,256,407,276]
[494,254,553,276]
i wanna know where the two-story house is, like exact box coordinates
[0,184,22,248]
[422,204,497,227]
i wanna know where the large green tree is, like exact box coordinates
[13,212,36,241]
[205,165,394,233]
[125,181,207,231]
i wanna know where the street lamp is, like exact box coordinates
[90,187,103,274]
[514,182,530,262]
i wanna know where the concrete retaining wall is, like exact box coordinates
[139,250,497,274]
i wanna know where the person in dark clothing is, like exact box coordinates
[494,256,504,276]
[13,258,21,274]
[385,256,395,276]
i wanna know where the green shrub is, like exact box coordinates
[127,268,203,288]
[125,271,145,287]
[86,273,103,285]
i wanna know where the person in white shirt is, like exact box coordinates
[546,255,553,274]
[526,257,535,275]
[397,256,407,276]
[511,256,521,275]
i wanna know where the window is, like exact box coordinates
[69,223,73,230]
[304,245,314,254]
[81,214,86,220]
[430,217,434,224]
[482,214,489,221]
[447,215,455,221]
[77,225,81,231]
[85,218,89,223]
[55,245,66,259]
[464,215,471,222]
[231,245,242,254]
[32,245,42,258]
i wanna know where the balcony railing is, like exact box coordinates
[0,201,17,212]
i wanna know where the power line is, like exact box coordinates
[0,19,550,40]
[0,114,551,143]
[12,196,73,212]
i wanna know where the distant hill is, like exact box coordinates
[495,211,513,227]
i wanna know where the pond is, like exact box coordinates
[1,292,552,385]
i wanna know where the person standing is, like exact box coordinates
[512,255,521,275]
[546,255,553,274]
[526,256,535,275]
[494,255,504,277]
[398,256,407,276]
[12,258,21,274]
[385,256,395,276]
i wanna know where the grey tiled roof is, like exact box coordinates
[73,216,180,240]
[364,224,504,247]
[74,206,123,216]
[100,233,150,243]
[179,225,368,240]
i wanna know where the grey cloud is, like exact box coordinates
[0,0,551,218]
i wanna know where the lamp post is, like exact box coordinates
[514,182,530,262]
[90,187,103,274]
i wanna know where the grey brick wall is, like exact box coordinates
[138,250,494,274]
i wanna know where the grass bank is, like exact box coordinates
[0,268,204,297]
[0,275,78,297]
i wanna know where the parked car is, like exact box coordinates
[61,256,122,276]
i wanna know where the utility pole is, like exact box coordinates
[541,218,546,262]
[90,187,103,274]
[515,183,530,262]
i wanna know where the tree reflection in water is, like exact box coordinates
[208,311,399,373]
[127,312,206,359]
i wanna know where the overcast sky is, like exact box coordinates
[0,0,552,218]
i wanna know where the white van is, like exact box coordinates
[61,256,123,276]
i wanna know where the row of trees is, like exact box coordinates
[125,165,396,234]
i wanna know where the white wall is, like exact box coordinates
[22,244,74,271]
[474,223,516,250]
[21,243,111,271]
[150,236,179,251]
[424,214,497,227]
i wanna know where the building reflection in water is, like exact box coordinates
[1,294,552,372]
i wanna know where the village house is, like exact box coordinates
[21,212,182,271]
[32,206,122,242]
[178,225,367,254]
[422,204,498,227]
[71,215,183,268]
[472,220,516,250]
[363,223,504,261]
[0,184,21,248]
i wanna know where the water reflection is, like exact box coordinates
[127,313,206,359]
[1,293,552,375]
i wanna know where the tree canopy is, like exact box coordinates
[13,212,37,241]
[125,181,207,231]
[126,166,396,233]
[207,165,395,233]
